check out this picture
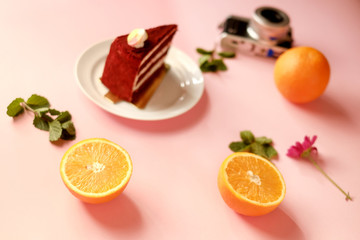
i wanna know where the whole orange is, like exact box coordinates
[274,46,330,103]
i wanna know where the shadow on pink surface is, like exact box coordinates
[240,207,305,240]
[82,194,142,231]
[292,95,355,126]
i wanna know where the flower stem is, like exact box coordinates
[308,156,352,201]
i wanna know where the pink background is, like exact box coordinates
[1,0,360,239]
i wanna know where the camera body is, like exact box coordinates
[219,6,293,57]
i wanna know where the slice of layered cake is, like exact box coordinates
[101,24,178,108]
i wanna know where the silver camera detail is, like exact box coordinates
[219,6,293,57]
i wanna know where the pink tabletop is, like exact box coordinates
[1,0,360,239]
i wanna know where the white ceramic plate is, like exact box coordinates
[75,39,204,121]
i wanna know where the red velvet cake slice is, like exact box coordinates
[100,24,177,107]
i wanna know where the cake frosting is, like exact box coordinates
[127,29,148,48]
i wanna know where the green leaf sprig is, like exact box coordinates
[6,94,76,142]
[196,48,235,72]
[229,130,278,160]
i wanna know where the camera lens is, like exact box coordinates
[260,9,284,23]
[247,6,291,43]
[254,7,289,26]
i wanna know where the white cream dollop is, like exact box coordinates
[127,28,148,48]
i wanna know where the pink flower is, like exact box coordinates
[287,135,318,158]
[287,135,352,201]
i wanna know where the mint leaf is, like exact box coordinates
[6,98,25,117]
[229,130,278,161]
[211,59,227,71]
[241,130,255,145]
[196,47,233,73]
[6,94,76,142]
[199,54,211,67]
[218,51,236,58]
[56,111,71,123]
[200,61,216,72]
[49,120,62,142]
[229,141,248,152]
[200,61,217,72]
[34,107,50,117]
[33,116,49,131]
[250,142,267,159]
[265,145,278,159]
[62,120,76,136]
[200,59,228,72]
[255,137,272,145]
[26,94,49,108]
[49,109,61,116]
[196,48,214,55]
[61,130,76,140]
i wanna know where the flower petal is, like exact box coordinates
[310,146,318,157]
[310,135,317,145]
[287,146,302,158]
[287,135,318,159]
[302,136,312,149]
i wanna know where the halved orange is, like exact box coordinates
[60,138,132,204]
[218,152,286,216]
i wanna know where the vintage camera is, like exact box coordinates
[219,6,293,57]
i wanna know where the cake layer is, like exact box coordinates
[105,65,169,108]
[134,44,171,91]
[133,28,175,91]
[137,28,176,74]
[101,24,177,102]
[130,64,166,105]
